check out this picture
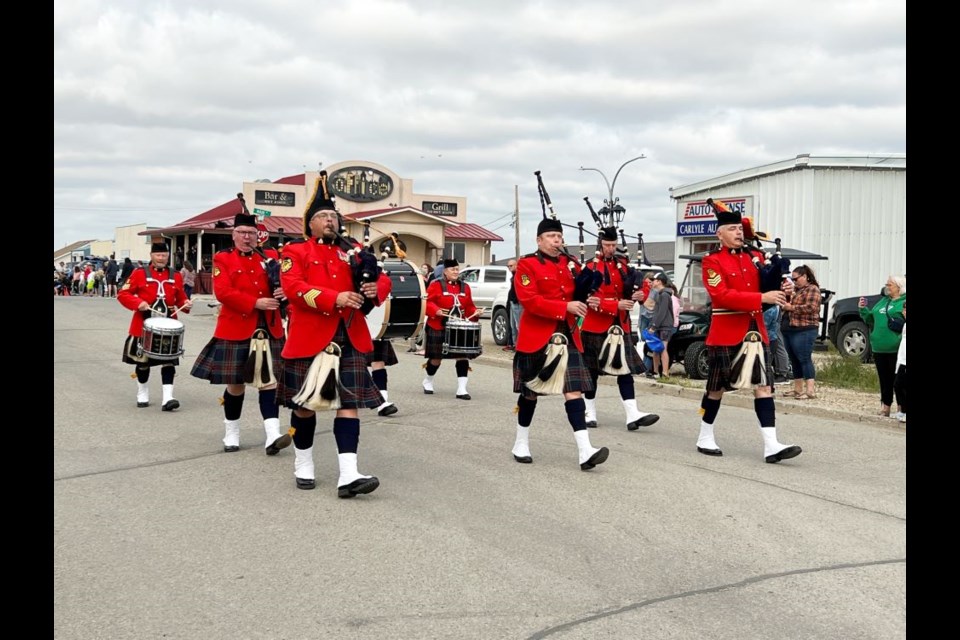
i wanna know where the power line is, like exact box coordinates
[53,206,200,212]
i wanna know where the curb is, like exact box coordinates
[472,352,904,429]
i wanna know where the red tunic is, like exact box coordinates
[513,251,584,353]
[702,247,769,347]
[579,256,633,334]
[211,248,284,340]
[117,266,190,337]
[424,279,478,330]
[279,239,378,358]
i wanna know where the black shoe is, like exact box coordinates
[644,372,656,379]
[296,477,316,490]
[338,476,380,498]
[456,393,471,400]
[137,401,150,408]
[580,447,609,471]
[586,420,597,428]
[697,446,723,456]
[378,403,399,417]
[223,445,240,453]
[765,445,802,464]
[265,433,292,456]
[162,399,180,412]
[627,414,660,431]
[423,388,434,395]
[513,454,533,463]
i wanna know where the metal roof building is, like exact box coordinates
[668,154,906,308]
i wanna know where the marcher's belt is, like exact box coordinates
[712,309,754,315]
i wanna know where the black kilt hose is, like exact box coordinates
[423,325,481,360]
[190,334,285,385]
[122,335,179,367]
[278,323,382,411]
[706,343,775,393]
[365,339,398,366]
[580,329,646,375]
[512,343,594,400]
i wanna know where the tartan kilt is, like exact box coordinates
[580,329,646,375]
[277,325,381,410]
[706,343,775,392]
[512,345,594,399]
[365,339,398,366]
[190,335,285,385]
[423,325,481,360]
[121,335,179,367]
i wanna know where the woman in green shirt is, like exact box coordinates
[858,275,906,417]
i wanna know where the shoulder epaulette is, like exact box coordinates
[215,248,234,255]
[520,252,538,259]
[285,238,307,245]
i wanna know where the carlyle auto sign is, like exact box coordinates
[329,166,394,202]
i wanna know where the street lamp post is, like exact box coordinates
[579,155,646,228]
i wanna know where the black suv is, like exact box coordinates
[827,291,883,362]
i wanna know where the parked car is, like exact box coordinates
[827,290,884,362]
[459,265,511,319]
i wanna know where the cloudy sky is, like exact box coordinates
[54,0,905,257]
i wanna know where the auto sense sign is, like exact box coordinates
[677,197,751,237]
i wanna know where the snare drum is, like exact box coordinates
[141,317,185,360]
[366,259,427,340]
[442,318,482,356]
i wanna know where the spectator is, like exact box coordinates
[893,300,906,423]
[763,303,791,383]
[647,273,674,378]
[118,258,134,287]
[781,265,822,399]
[419,263,431,285]
[72,266,82,295]
[503,258,520,351]
[105,256,119,297]
[180,260,196,299]
[859,274,906,417]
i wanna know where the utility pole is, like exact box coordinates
[514,185,521,259]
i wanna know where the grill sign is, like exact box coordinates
[329,167,394,202]
[423,201,457,216]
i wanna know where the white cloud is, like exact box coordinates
[53,0,905,257]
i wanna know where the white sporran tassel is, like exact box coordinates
[524,333,568,396]
[599,325,631,376]
[291,343,342,411]
[244,329,276,390]
[729,331,767,390]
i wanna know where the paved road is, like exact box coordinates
[54,296,906,640]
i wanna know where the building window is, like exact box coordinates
[685,240,717,309]
[444,242,465,263]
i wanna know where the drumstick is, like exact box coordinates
[465,308,486,321]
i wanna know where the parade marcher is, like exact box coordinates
[579,227,660,431]
[694,199,801,464]
[366,240,399,417]
[277,172,383,497]
[509,214,609,471]
[118,242,192,411]
[421,258,481,400]
[190,206,291,455]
